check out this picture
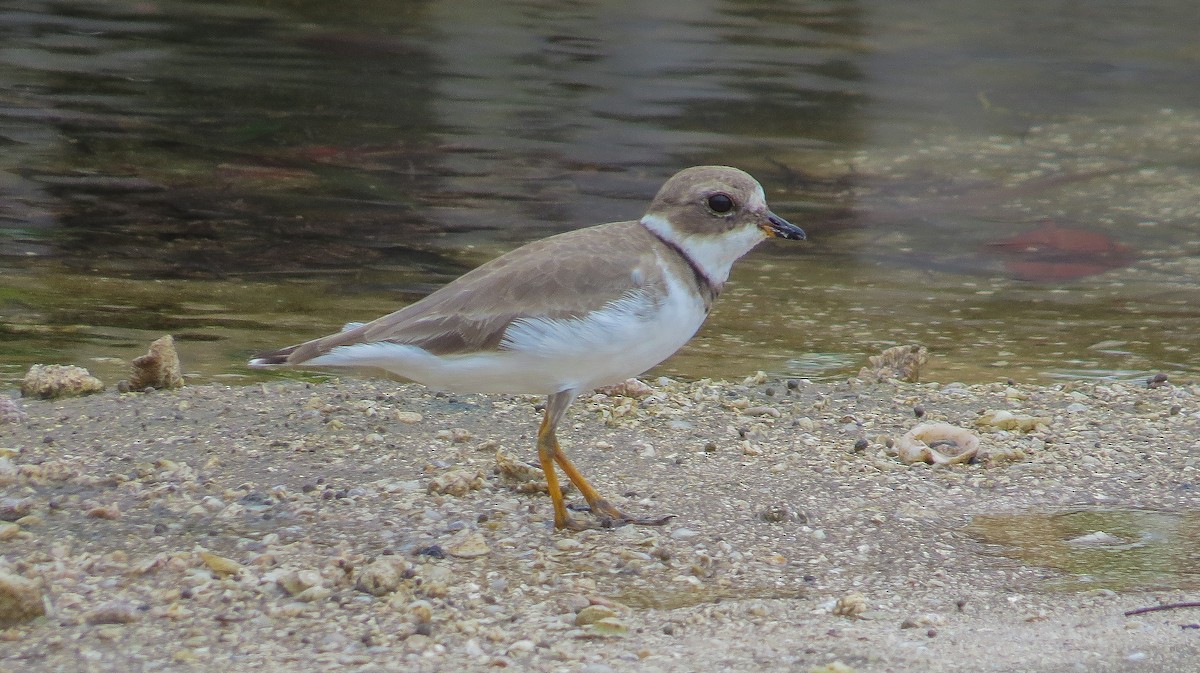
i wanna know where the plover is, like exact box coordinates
[250,165,806,529]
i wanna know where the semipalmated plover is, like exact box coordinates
[251,165,805,529]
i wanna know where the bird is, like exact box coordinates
[250,165,806,530]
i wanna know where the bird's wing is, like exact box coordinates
[256,221,674,364]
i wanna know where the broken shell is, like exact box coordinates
[199,551,243,576]
[895,423,980,465]
[975,409,1050,432]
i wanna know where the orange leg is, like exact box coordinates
[537,391,673,530]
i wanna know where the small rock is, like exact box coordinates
[759,504,804,523]
[428,469,486,496]
[277,569,323,596]
[0,498,34,522]
[588,617,628,635]
[0,571,46,626]
[0,397,27,424]
[435,428,473,443]
[596,378,654,398]
[292,586,332,603]
[200,551,243,576]
[1066,531,1127,547]
[444,531,490,559]
[832,592,867,618]
[858,345,927,383]
[355,558,411,596]
[408,599,434,624]
[669,527,699,540]
[506,639,536,655]
[975,409,1050,432]
[394,411,423,424]
[743,406,781,418]
[126,335,184,391]
[496,449,563,494]
[810,662,857,673]
[554,538,583,552]
[575,604,618,626]
[86,504,121,520]
[20,364,104,399]
[86,601,141,625]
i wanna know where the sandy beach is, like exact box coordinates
[1,374,1198,672]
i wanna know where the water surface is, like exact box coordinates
[2,0,1199,388]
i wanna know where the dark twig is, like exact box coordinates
[1124,602,1200,617]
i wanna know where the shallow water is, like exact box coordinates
[968,509,1200,591]
[2,0,1199,388]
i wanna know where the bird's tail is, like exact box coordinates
[247,346,298,368]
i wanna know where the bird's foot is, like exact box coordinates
[565,498,674,529]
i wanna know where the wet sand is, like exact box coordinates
[1,375,1198,672]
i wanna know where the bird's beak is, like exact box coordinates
[760,211,806,240]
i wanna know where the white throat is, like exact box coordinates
[640,213,768,286]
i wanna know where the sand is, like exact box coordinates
[1,374,1198,672]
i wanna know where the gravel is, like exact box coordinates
[1,375,1198,672]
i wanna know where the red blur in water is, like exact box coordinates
[986,220,1135,281]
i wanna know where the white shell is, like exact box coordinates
[896,422,980,465]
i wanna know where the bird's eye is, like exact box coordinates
[707,193,734,214]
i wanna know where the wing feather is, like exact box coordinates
[258,221,674,365]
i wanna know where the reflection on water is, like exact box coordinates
[968,509,1200,591]
[2,0,1199,388]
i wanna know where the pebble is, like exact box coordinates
[436,428,473,443]
[355,558,410,596]
[575,604,618,626]
[589,617,628,635]
[554,538,583,552]
[444,531,490,558]
[85,600,142,625]
[428,469,486,496]
[832,592,867,618]
[0,397,27,424]
[743,406,781,418]
[0,571,45,626]
[669,527,699,540]
[276,569,322,596]
[200,551,243,576]
[395,411,423,424]
[19,364,104,399]
[86,503,121,520]
[0,497,33,521]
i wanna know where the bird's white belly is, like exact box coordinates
[308,271,709,395]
